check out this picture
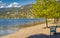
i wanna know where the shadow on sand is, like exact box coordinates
[27,33,60,38]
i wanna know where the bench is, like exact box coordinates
[50,26,57,35]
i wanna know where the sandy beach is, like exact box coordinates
[0,22,60,38]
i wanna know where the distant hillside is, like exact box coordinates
[0,4,34,18]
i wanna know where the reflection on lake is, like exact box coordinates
[0,18,45,36]
[0,26,19,36]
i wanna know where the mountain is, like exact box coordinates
[19,4,34,18]
[0,4,34,18]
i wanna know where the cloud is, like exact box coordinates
[0,1,20,8]
[0,1,6,8]
[0,6,4,8]
[0,1,2,2]
[6,2,20,8]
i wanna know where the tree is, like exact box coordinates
[30,0,49,27]
[48,0,60,25]
[30,0,60,27]
[53,2,60,26]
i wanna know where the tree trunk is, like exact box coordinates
[54,18,56,24]
[56,18,59,26]
[57,18,59,23]
[46,17,48,27]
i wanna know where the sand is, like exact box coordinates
[0,23,60,38]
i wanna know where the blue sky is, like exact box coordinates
[0,0,36,8]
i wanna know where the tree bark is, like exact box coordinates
[54,18,56,24]
[46,17,48,27]
[53,17,58,26]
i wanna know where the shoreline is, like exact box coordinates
[1,25,60,38]
[1,20,60,38]
[0,22,46,37]
[0,21,45,37]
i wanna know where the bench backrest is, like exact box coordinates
[50,26,56,32]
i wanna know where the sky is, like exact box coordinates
[0,0,36,8]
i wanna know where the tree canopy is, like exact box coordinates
[30,0,60,18]
[30,0,60,27]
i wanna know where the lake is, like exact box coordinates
[0,18,45,36]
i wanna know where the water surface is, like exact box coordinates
[0,18,45,36]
